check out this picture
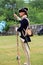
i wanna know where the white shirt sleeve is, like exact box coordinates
[16,16,21,21]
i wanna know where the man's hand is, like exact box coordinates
[14,14,18,18]
[14,14,21,21]
[15,27,18,32]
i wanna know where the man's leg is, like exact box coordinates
[21,39,31,65]
[24,43,31,65]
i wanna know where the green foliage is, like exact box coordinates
[0,15,6,21]
[0,0,25,22]
[30,0,43,9]
[28,0,43,24]
[0,8,4,16]
[4,24,9,31]
[0,0,43,24]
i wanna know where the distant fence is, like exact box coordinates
[0,24,43,35]
[30,24,43,35]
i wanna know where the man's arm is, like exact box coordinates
[14,14,21,21]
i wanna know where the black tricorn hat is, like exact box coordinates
[19,8,28,15]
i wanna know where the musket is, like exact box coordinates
[16,31,21,65]
[13,6,21,65]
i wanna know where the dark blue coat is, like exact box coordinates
[17,18,31,43]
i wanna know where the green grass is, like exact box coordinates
[0,35,43,65]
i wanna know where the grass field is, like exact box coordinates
[0,35,43,65]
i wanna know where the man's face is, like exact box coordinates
[19,12,25,17]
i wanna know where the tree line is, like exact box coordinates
[0,0,43,25]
